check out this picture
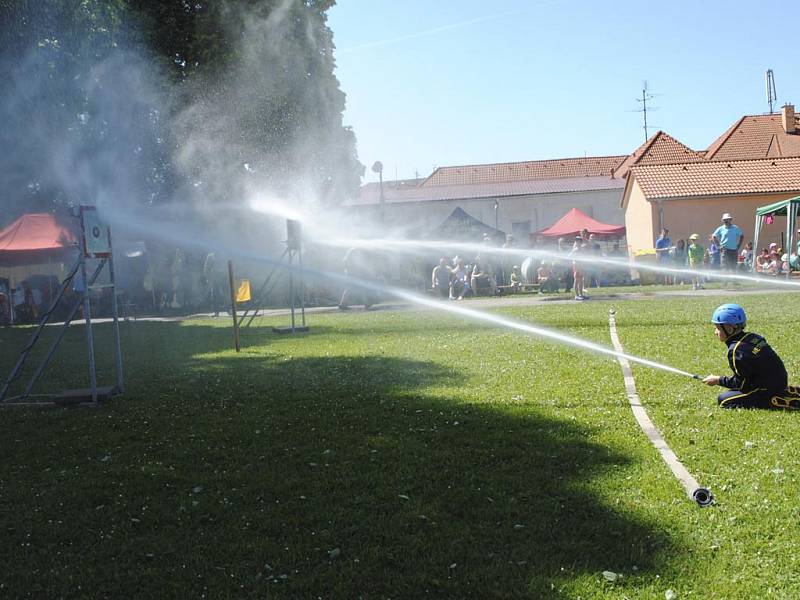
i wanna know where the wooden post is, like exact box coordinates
[227,260,241,352]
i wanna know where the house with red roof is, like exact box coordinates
[621,104,800,254]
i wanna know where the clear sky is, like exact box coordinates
[328,0,799,184]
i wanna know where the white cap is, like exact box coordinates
[722,213,733,220]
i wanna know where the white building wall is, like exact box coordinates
[371,189,624,238]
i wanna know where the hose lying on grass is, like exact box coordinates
[608,309,713,507]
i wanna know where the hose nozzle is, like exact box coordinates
[692,487,714,507]
[692,374,702,381]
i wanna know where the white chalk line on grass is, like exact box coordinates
[607,312,713,506]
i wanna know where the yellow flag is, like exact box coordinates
[236,279,251,303]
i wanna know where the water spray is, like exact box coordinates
[104,209,705,381]
[325,237,800,291]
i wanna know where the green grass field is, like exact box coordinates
[1,292,799,598]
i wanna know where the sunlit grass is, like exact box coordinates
[0,292,799,598]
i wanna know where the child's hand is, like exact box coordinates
[702,375,721,386]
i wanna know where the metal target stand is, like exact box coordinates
[236,219,308,334]
[0,206,124,407]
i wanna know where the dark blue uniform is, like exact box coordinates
[718,331,800,409]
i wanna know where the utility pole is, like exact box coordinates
[635,81,657,141]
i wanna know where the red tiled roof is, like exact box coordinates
[705,113,800,161]
[423,156,626,186]
[630,157,800,199]
[613,131,704,178]
[348,176,625,207]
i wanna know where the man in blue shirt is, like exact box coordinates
[654,227,671,284]
[712,213,744,273]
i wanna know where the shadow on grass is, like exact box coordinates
[0,321,675,598]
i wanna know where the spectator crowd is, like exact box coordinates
[653,211,799,288]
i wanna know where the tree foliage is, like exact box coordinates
[0,0,362,225]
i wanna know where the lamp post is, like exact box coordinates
[493,199,499,231]
[372,160,384,223]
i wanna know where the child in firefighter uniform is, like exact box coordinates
[702,304,800,409]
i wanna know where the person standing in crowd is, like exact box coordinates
[470,255,497,296]
[339,248,374,310]
[431,258,451,299]
[500,234,515,286]
[588,233,603,287]
[706,234,720,270]
[712,213,744,274]
[449,258,470,300]
[0,289,9,326]
[556,237,573,293]
[670,239,686,284]
[654,227,671,284]
[570,235,588,301]
[687,234,704,290]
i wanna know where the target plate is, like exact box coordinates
[80,206,112,257]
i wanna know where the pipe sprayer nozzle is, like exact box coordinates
[692,374,702,380]
[692,487,714,507]
[609,308,616,315]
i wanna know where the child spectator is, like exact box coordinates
[537,262,559,293]
[449,258,470,300]
[740,242,754,271]
[509,265,522,287]
[687,234,704,290]
[706,235,720,269]
[702,304,800,409]
[671,239,686,284]
[755,248,770,273]
[767,249,782,275]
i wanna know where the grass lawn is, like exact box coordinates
[1,292,799,598]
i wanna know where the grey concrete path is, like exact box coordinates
[82,284,796,324]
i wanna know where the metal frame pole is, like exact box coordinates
[80,252,98,404]
[298,244,306,328]
[108,253,124,393]
[20,259,106,401]
[238,247,289,327]
[0,255,82,401]
[288,249,296,333]
[228,260,241,352]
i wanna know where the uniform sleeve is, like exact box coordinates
[719,344,754,389]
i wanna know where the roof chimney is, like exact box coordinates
[782,104,796,134]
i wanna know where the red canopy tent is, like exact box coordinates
[0,213,78,266]
[538,207,626,239]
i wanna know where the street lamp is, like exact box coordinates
[372,161,384,223]
[493,199,499,231]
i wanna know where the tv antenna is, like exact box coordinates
[631,81,659,141]
[766,69,777,114]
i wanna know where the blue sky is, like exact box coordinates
[328,0,799,183]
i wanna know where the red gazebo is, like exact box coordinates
[0,213,77,266]
[538,207,626,239]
